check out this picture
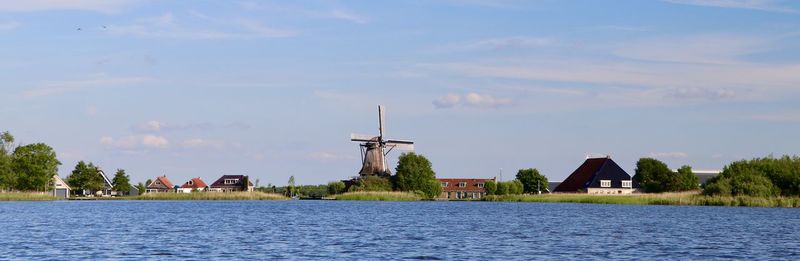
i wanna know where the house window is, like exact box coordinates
[441,182,448,187]
[154,181,161,185]
[458,182,467,188]
[600,180,611,188]
[188,180,194,185]
[622,180,632,188]
[224,179,237,184]
[477,183,484,188]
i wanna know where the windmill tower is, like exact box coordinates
[351,105,414,177]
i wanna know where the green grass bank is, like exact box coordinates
[0,192,57,201]
[135,191,288,200]
[334,191,423,201]
[483,192,800,207]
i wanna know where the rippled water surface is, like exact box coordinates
[1,200,798,260]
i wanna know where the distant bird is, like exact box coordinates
[77,27,82,31]
[102,25,107,29]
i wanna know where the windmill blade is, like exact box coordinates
[351,133,376,142]
[378,105,385,139]
[385,139,413,145]
[386,142,414,151]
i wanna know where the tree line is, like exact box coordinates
[0,131,133,195]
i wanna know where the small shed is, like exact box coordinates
[52,175,71,199]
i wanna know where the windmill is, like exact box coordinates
[351,105,414,177]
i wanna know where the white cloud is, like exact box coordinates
[107,12,297,39]
[613,34,770,64]
[433,93,513,109]
[22,75,150,98]
[329,9,368,24]
[432,93,461,108]
[649,152,689,158]
[663,0,799,13]
[132,120,162,132]
[100,135,169,149]
[0,0,138,13]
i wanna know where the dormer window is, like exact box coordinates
[224,179,237,185]
[441,182,448,187]
[458,182,467,188]
[477,183,484,188]
[600,180,611,188]
[155,181,161,185]
[188,180,194,185]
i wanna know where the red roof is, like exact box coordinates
[437,178,492,192]
[154,175,174,188]
[180,177,208,189]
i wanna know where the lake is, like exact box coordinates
[0,201,798,260]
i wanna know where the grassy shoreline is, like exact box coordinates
[0,192,57,201]
[482,192,800,208]
[334,191,423,201]
[134,191,289,200]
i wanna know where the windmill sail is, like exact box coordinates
[351,105,414,177]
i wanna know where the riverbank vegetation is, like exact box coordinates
[136,191,288,200]
[484,191,800,207]
[334,191,423,201]
[0,192,56,201]
[704,156,800,198]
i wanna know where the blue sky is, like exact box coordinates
[2,0,800,186]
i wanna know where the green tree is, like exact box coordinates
[67,161,104,195]
[393,152,439,198]
[12,143,60,191]
[496,181,509,195]
[510,180,524,194]
[633,158,675,193]
[136,182,146,195]
[0,132,14,190]
[287,176,296,197]
[484,180,497,195]
[516,168,548,194]
[327,181,345,195]
[112,169,132,194]
[676,165,699,191]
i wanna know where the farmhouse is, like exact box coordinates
[146,175,175,193]
[209,175,254,192]
[554,156,635,194]
[178,177,208,193]
[437,178,493,199]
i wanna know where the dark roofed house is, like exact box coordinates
[209,175,254,192]
[178,177,208,193]
[437,178,494,200]
[146,175,175,193]
[554,157,635,194]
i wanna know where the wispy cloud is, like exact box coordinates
[664,0,799,13]
[433,93,513,109]
[436,36,552,52]
[649,151,689,158]
[107,12,298,39]
[329,9,368,24]
[130,120,248,133]
[100,135,169,149]
[22,75,150,98]
[179,138,227,149]
[0,0,138,13]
